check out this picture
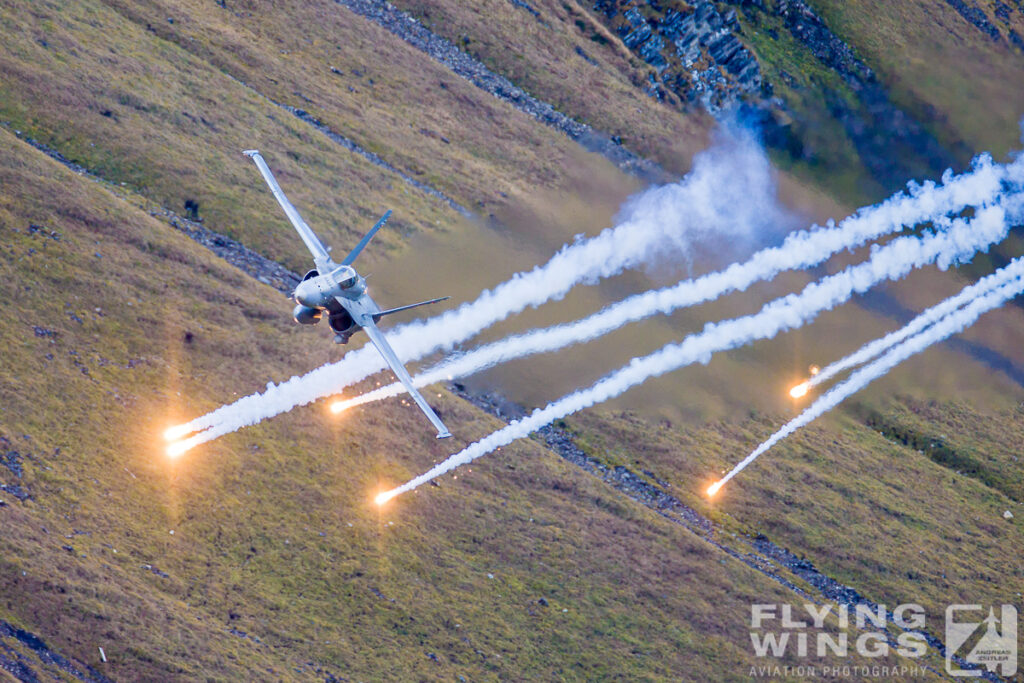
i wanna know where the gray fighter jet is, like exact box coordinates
[244,150,452,439]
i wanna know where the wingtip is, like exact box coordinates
[436,431,452,440]
[242,149,260,157]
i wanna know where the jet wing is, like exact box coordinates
[243,150,332,270]
[340,299,452,439]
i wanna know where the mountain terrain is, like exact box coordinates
[1,0,1023,680]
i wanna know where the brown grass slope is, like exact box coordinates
[0,129,937,680]
[807,0,1024,162]
[1,0,691,271]
[96,0,635,211]
[0,0,469,275]
[568,400,1024,624]
[391,0,712,173]
[1,0,1023,679]
[393,0,1024,206]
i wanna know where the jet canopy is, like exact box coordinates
[329,265,358,289]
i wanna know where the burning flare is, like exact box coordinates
[707,481,723,497]
[163,425,193,441]
[166,441,189,458]
[789,382,810,399]
[375,490,396,506]
[716,265,1024,493]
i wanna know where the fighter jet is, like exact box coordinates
[243,150,452,439]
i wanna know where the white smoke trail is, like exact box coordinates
[376,199,1021,503]
[171,143,1021,453]
[808,256,1024,389]
[712,260,1024,495]
[165,127,786,447]
[339,152,1020,415]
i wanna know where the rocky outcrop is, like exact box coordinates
[334,0,668,182]
[944,0,1003,41]
[0,620,113,683]
[592,1,960,190]
[0,436,31,503]
[948,0,1024,49]
[593,0,763,111]
[773,0,871,83]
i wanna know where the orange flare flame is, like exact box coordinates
[166,441,189,458]
[164,425,190,441]
[789,382,809,399]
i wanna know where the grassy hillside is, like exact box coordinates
[568,398,1024,625]
[391,0,1024,207]
[807,0,1024,161]
[391,0,711,171]
[0,129,932,681]
[2,0,1024,680]
[1,0,661,273]
[0,0,469,274]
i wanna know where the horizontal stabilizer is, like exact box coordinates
[374,296,450,321]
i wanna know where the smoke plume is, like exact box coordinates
[343,153,1019,414]
[377,198,1019,502]
[714,257,1024,494]
[167,127,787,448]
